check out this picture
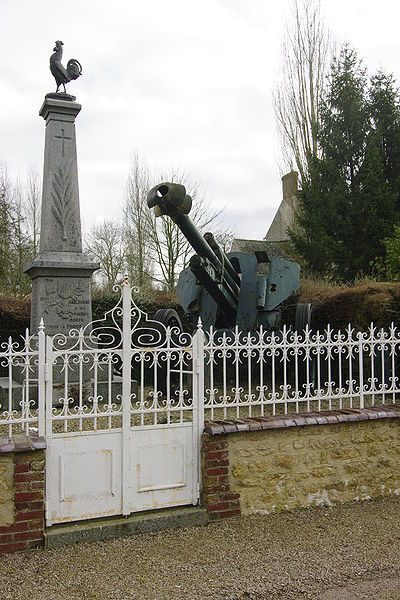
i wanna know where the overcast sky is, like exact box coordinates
[1,0,400,240]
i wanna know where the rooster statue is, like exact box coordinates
[50,41,82,93]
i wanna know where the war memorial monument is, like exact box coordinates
[24,41,99,335]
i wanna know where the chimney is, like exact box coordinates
[282,171,298,201]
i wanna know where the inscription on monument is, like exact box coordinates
[40,277,91,332]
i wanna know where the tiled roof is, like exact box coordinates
[231,238,296,261]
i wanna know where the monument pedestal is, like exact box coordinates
[25,252,98,336]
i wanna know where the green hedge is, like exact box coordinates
[299,280,400,331]
[1,280,399,343]
[0,290,185,343]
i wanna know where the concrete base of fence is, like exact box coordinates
[45,506,208,548]
[202,406,400,518]
[0,434,46,553]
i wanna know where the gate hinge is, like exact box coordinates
[196,481,201,500]
[44,364,50,382]
[193,359,200,374]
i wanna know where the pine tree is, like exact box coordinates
[290,45,400,280]
[369,71,400,211]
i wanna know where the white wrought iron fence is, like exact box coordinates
[1,285,400,438]
[44,284,197,435]
[203,323,400,420]
[0,324,45,438]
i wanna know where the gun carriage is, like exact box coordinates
[147,182,311,335]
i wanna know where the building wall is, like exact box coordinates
[202,408,400,518]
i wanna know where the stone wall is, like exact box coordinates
[202,407,400,518]
[0,454,14,526]
[0,435,46,553]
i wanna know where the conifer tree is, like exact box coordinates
[290,45,400,280]
[369,71,400,207]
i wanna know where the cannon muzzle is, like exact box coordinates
[147,182,192,217]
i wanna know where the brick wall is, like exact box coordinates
[201,436,241,520]
[202,406,400,518]
[0,435,46,553]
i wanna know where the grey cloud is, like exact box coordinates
[2,0,398,248]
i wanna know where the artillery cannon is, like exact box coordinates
[147,182,311,334]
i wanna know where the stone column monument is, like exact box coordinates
[24,93,99,335]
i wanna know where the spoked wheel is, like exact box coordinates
[152,309,184,395]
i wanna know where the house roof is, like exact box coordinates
[231,238,296,261]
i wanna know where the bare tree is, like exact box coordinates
[25,166,41,256]
[273,0,333,183]
[147,169,228,291]
[0,165,31,296]
[124,153,154,290]
[0,163,14,291]
[85,219,126,291]
[12,181,32,296]
[123,155,233,292]
[213,227,235,253]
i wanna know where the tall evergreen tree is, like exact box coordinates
[369,71,400,206]
[291,45,400,280]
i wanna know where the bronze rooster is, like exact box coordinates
[50,41,82,93]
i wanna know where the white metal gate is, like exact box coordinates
[1,280,399,525]
[44,280,204,525]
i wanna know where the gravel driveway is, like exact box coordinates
[1,497,399,600]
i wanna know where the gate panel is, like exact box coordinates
[129,423,196,512]
[46,431,122,524]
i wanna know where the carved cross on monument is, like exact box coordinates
[55,128,72,157]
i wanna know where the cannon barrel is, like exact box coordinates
[147,183,241,300]
[203,232,241,287]
[189,255,237,322]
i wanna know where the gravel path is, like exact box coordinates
[1,497,399,600]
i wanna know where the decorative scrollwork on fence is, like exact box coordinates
[203,322,400,420]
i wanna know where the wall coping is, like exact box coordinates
[0,433,46,453]
[204,405,400,435]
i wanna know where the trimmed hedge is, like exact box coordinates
[1,280,399,342]
[299,279,400,331]
[0,290,184,343]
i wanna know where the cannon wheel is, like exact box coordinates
[152,308,184,395]
[153,308,183,334]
